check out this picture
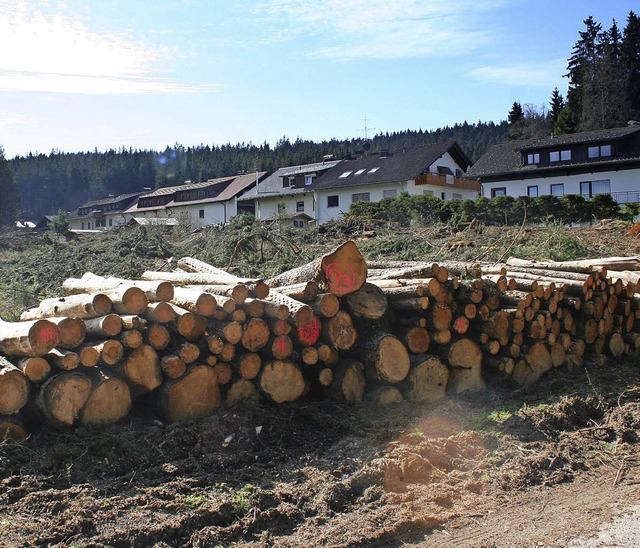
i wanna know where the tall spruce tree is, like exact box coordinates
[507,101,525,139]
[549,87,565,129]
[0,146,18,226]
[622,11,640,121]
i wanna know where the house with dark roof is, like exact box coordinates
[310,142,480,224]
[465,124,640,202]
[237,158,341,227]
[125,172,267,229]
[67,192,145,231]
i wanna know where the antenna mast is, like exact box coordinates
[360,113,375,141]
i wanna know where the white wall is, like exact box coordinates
[481,168,640,202]
[254,193,315,221]
[170,201,234,229]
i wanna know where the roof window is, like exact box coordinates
[354,169,366,176]
[339,171,352,178]
[368,167,380,173]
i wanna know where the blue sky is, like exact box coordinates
[0,0,637,158]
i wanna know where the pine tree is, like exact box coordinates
[507,101,525,140]
[622,11,640,120]
[0,147,18,226]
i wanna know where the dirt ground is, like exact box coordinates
[1,353,640,548]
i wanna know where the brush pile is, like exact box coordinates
[1,240,639,441]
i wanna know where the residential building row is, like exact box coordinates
[54,123,640,232]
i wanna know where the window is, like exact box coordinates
[550,150,571,162]
[109,219,113,227]
[441,192,446,200]
[81,222,84,230]
[327,195,339,208]
[527,153,540,164]
[293,220,305,228]
[296,201,304,212]
[354,169,366,176]
[305,175,314,186]
[282,177,289,188]
[588,145,612,158]
[368,167,380,173]
[199,209,205,219]
[580,179,611,198]
[277,203,286,214]
[491,187,506,197]
[550,183,564,196]
[383,189,397,198]
[339,171,352,178]
[452,193,463,200]
[288,176,296,187]
[352,192,370,203]
[527,185,539,197]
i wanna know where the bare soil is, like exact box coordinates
[1,355,640,548]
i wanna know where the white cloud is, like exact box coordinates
[470,59,567,88]
[0,1,217,94]
[253,0,510,59]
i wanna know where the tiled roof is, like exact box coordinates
[78,191,145,209]
[239,160,341,201]
[466,125,640,179]
[168,172,267,207]
[310,142,469,191]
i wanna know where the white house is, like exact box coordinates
[67,192,145,231]
[238,159,341,227]
[125,172,267,229]
[465,124,640,203]
[310,142,480,224]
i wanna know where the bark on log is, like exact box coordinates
[20,293,112,321]
[0,414,28,441]
[47,348,79,371]
[144,323,171,350]
[36,371,92,429]
[16,356,51,382]
[240,318,270,352]
[224,378,259,406]
[171,287,218,317]
[160,355,187,379]
[177,257,269,297]
[231,352,262,380]
[62,273,174,302]
[322,310,357,351]
[271,281,319,303]
[403,354,449,402]
[259,360,306,403]
[444,338,485,393]
[117,344,162,393]
[83,314,123,339]
[0,357,30,414]
[47,317,86,350]
[158,364,221,422]
[142,271,268,298]
[327,359,366,403]
[118,329,143,349]
[265,292,314,327]
[193,284,250,305]
[0,318,60,357]
[310,294,340,318]
[80,367,132,426]
[143,302,176,324]
[507,256,640,273]
[266,240,367,297]
[168,305,207,341]
[344,282,388,320]
[356,332,410,384]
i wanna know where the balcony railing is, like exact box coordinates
[611,191,640,204]
[415,173,481,191]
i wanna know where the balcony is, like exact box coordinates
[415,173,481,191]
[611,191,640,203]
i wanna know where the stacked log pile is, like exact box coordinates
[1,240,639,441]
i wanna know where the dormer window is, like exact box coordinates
[588,144,612,158]
[526,153,540,165]
[550,149,571,162]
[305,175,314,185]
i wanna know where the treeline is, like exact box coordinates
[509,11,640,139]
[346,192,640,228]
[6,122,507,221]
